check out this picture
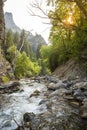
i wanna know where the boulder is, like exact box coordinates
[54,80,66,89]
[47,80,66,91]
[0,81,20,93]
[23,112,41,130]
[73,82,87,91]
[65,90,73,96]
[1,81,20,88]
[47,82,56,91]
[73,89,85,100]
[79,103,87,119]
[23,112,35,123]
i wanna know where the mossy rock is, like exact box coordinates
[1,75,10,83]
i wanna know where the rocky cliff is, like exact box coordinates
[0,1,14,83]
[4,12,47,51]
[5,12,21,33]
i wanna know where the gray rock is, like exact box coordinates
[63,80,73,88]
[23,112,35,123]
[45,76,59,83]
[0,81,20,93]
[79,103,87,119]
[47,82,56,91]
[54,80,66,89]
[73,82,87,91]
[23,112,41,130]
[82,98,87,104]
[73,89,85,100]
[65,90,73,96]
[23,107,81,130]
[49,88,67,97]
[30,90,40,97]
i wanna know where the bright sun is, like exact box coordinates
[67,16,73,24]
[63,13,74,26]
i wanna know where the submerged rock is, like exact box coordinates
[30,90,40,97]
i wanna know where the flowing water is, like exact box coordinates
[0,79,47,130]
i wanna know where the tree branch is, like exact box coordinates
[27,0,87,32]
[67,0,87,19]
[27,0,48,19]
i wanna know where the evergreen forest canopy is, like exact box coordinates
[1,0,87,80]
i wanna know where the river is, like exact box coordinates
[0,79,47,130]
[0,77,87,130]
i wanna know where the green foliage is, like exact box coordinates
[7,45,17,63]
[14,52,41,79]
[46,0,87,72]
[32,62,41,75]
[17,29,32,57]
[3,0,87,76]
[5,29,14,48]
[71,21,87,60]
[14,52,31,78]
[2,29,14,62]
[3,28,42,78]
[36,43,42,59]
[13,31,20,46]
[40,45,51,74]
[1,76,10,83]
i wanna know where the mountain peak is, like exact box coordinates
[4,12,47,51]
[4,12,21,33]
[5,12,12,17]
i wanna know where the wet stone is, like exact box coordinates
[23,112,35,122]
[30,90,40,97]
[0,77,87,130]
[79,103,87,119]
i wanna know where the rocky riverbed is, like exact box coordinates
[0,76,87,130]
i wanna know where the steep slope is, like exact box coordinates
[0,0,4,46]
[54,60,86,80]
[0,1,14,83]
[0,52,14,82]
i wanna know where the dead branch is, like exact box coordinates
[27,0,87,33]
[27,0,49,19]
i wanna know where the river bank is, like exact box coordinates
[0,75,87,130]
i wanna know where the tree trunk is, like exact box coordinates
[0,0,5,49]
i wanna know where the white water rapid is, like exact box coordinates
[0,79,47,130]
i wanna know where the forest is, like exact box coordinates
[0,0,87,130]
[0,0,87,81]
[42,0,87,72]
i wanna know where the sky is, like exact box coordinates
[4,0,51,43]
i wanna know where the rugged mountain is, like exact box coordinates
[5,12,21,33]
[28,33,47,52]
[4,12,47,51]
[3,0,7,2]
